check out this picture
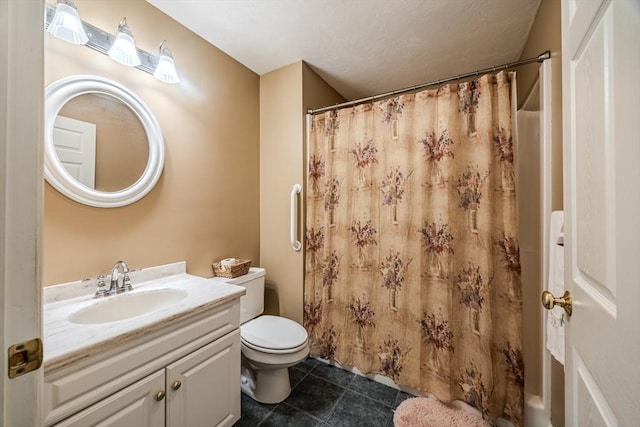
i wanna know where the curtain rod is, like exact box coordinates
[308,50,550,115]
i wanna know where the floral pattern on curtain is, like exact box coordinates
[305,72,523,425]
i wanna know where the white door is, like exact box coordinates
[0,0,44,426]
[562,0,640,425]
[53,116,97,189]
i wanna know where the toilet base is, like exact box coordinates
[239,341,309,404]
[241,364,292,404]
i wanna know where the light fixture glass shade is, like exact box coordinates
[153,41,180,84]
[47,0,88,45]
[107,18,141,67]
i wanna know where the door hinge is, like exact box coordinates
[8,338,42,378]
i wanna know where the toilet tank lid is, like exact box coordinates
[226,267,265,285]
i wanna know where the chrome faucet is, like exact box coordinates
[108,260,133,294]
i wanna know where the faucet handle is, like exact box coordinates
[122,273,133,292]
[94,275,109,298]
[122,268,140,292]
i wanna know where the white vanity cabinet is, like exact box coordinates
[165,330,240,426]
[44,297,242,427]
[54,330,240,427]
[53,370,165,427]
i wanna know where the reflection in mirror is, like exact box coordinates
[44,75,164,208]
[55,93,149,191]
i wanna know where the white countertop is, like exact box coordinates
[43,262,245,372]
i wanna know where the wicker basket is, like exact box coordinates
[212,259,252,278]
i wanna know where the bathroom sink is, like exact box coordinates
[68,288,189,324]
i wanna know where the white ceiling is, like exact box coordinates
[147,0,541,101]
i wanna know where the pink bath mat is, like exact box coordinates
[393,397,490,427]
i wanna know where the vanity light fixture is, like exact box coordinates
[46,0,88,45]
[44,3,180,84]
[107,18,141,67]
[153,41,180,84]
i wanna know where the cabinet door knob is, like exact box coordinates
[155,391,166,401]
[172,380,182,391]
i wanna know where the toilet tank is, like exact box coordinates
[226,267,265,324]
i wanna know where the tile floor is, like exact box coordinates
[233,358,413,427]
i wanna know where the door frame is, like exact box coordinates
[0,0,44,425]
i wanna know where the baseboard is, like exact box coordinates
[525,392,552,427]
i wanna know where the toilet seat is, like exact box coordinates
[241,338,308,354]
[241,315,308,353]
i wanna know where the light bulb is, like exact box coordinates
[47,0,88,45]
[153,40,180,84]
[107,18,141,67]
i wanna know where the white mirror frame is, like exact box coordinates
[44,75,164,208]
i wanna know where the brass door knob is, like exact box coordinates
[172,380,182,391]
[541,290,572,317]
[155,391,166,401]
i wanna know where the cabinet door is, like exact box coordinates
[54,370,165,427]
[166,329,240,427]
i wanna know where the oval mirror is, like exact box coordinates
[44,75,164,208]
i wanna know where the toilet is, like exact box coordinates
[226,267,309,404]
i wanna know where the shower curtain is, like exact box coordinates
[305,71,523,425]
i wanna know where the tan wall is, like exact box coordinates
[302,64,346,116]
[259,61,344,323]
[44,0,260,285]
[259,62,303,321]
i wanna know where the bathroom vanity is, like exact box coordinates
[42,262,245,427]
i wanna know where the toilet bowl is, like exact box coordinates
[240,315,309,403]
[226,268,309,404]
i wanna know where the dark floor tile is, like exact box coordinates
[310,362,355,388]
[386,414,396,427]
[393,391,415,407]
[348,375,399,407]
[326,390,393,427]
[289,367,308,389]
[260,403,322,427]
[284,374,345,421]
[233,393,276,427]
[296,357,320,372]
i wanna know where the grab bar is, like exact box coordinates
[290,184,302,252]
